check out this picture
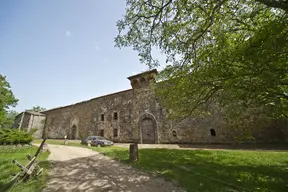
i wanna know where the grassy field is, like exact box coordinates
[33,139,288,192]
[0,146,50,192]
[93,147,288,192]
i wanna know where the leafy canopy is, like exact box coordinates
[0,75,18,127]
[115,0,288,119]
[27,106,46,112]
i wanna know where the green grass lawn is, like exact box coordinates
[33,140,288,192]
[94,146,288,192]
[0,146,50,192]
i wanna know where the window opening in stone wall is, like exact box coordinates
[210,129,216,136]
[113,129,118,137]
[100,129,104,137]
[172,130,177,137]
[113,112,118,120]
[101,114,104,121]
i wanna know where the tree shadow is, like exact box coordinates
[135,148,288,192]
[177,143,288,151]
[42,154,183,192]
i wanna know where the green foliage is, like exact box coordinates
[0,110,19,128]
[0,128,34,145]
[93,146,288,192]
[0,75,18,128]
[115,0,288,120]
[26,106,46,112]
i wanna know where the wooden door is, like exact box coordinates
[71,125,77,140]
[141,118,155,144]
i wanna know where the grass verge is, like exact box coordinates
[0,145,50,192]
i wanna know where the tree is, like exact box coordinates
[0,75,18,127]
[27,106,46,112]
[115,0,288,119]
[1,110,19,128]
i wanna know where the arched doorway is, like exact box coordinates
[71,124,77,140]
[141,118,156,144]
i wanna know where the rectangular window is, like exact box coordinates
[113,112,118,120]
[113,129,118,137]
[101,114,104,121]
[100,129,104,137]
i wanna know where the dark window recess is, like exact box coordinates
[113,112,118,120]
[100,130,104,137]
[172,130,177,137]
[113,129,118,137]
[101,114,104,121]
[210,129,216,136]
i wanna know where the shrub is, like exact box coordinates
[0,128,33,145]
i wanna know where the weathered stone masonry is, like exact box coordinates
[41,69,288,144]
[14,111,46,139]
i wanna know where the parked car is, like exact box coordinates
[81,136,114,147]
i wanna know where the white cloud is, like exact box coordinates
[65,30,72,37]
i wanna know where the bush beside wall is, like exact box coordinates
[0,128,36,145]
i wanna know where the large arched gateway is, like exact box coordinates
[139,113,157,144]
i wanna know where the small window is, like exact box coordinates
[210,129,216,136]
[172,130,177,137]
[113,112,118,120]
[101,114,104,121]
[100,129,104,137]
[113,129,118,137]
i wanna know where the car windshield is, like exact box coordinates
[96,136,106,140]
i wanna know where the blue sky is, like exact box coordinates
[0,0,166,112]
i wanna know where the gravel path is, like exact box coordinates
[42,144,185,192]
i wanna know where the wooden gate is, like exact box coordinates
[141,118,155,144]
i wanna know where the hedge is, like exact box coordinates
[0,128,36,145]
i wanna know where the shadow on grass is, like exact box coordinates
[0,180,18,192]
[177,143,288,151]
[95,147,288,192]
[0,161,50,192]
[136,149,288,192]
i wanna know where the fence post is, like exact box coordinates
[129,143,139,162]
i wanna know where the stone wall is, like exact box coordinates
[29,115,46,139]
[13,112,46,139]
[43,89,135,142]
[42,70,288,144]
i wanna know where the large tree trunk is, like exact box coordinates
[129,143,139,162]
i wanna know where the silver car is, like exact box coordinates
[81,136,114,147]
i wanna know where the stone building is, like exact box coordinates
[14,111,46,139]
[39,69,287,143]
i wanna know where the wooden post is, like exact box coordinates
[129,143,139,162]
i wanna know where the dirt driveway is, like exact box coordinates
[42,144,185,192]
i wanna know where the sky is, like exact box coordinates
[0,0,166,112]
